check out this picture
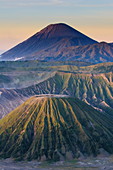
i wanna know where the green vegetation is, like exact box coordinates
[0,61,113,88]
[0,96,113,161]
[15,71,113,116]
[1,61,113,118]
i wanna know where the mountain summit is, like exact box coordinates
[1,23,113,63]
[0,23,97,61]
[35,23,95,39]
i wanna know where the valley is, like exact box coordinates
[0,61,113,119]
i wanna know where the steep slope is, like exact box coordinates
[0,95,113,161]
[1,69,113,118]
[0,23,97,61]
[0,89,27,119]
[17,72,113,113]
[32,42,113,63]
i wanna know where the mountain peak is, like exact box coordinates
[1,23,98,61]
[43,23,75,31]
[44,23,69,28]
[36,23,92,39]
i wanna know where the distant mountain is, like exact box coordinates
[0,23,98,61]
[0,95,113,161]
[31,42,113,63]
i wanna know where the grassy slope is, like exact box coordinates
[1,71,113,119]
[16,71,113,115]
[0,96,113,161]
[1,61,113,118]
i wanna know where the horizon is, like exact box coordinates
[0,0,113,53]
[0,22,112,55]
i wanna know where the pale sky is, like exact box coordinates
[0,0,113,53]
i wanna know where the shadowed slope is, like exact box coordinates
[0,89,28,119]
[0,95,113,161]
[1,24,113,63]
[32,42,113,63]
[0,23,97,61]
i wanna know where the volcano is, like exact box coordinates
[0,23,97,61]
[0,95,113,161]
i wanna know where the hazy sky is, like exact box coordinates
[0,0,113,53]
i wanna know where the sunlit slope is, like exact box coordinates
[50,62,113,73]
[1,68,113,118]
[0,95,113,161]
[18,72,113,114]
